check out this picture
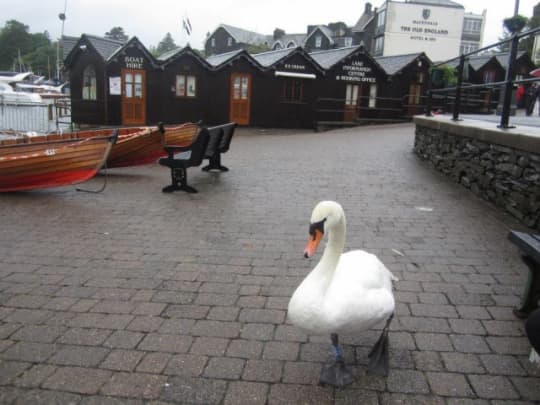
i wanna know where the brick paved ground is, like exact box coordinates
[0,123,539,404]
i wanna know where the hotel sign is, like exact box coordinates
[336,60,376,83]
[384,2,464,60]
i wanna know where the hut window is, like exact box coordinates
[345,84,359,106]
[227,37,233,46]
[176,75,197,97]
[315,35,322,48]
[374,37,383,54]
[211,38,216,47]
[283,78,303,102]
[82,66,97,100]
[377,10,386,27]
[368,84,377,108]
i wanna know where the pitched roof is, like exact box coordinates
[62,36,79,61]
[305,26,335,46]
[444,52,527,71]
[252,47,296,67]
[157,46,213,69]
[205,49,245,67]
[375,53,428,75]
[309,46,359,69]
[84,35,125,60]
[219,24,271,46]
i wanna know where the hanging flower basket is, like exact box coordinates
[503,15,527,33]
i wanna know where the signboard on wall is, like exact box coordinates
[384,2,464,61]
[109,77,121,95]
[335,59,377,83]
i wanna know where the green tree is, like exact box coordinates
[156,33,177,55]
[0,20,34,70]
[105,27,128,42]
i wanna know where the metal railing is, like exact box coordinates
[425,25,540,128]
[0,97,72,134]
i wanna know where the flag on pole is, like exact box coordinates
[183,17,192,35]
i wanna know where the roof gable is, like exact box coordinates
[106,37,158,68]
[205,49,263,70]
[375,52,431,75]
[63,34,124,67]
[252,47,325,75]
[215,24,271,46]
[158,45,213,70]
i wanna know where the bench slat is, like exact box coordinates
[509,231,540,263]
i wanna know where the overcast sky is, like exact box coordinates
[1,0,537,51]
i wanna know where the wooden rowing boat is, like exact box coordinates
[66,122,200,168]
[0,132,117,192]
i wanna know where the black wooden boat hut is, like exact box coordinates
[205,49,264,126]
[156,46,214,124]
[251,47,326,128]
[309,46,387,124]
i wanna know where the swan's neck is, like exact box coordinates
[317,216,346,276]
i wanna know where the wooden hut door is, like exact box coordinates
[407,84,422,116]
[122,69,146,125]
[230,73,251,125]
[344,84,361,122]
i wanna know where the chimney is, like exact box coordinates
[274,28,285,40]
[365,2,372,14]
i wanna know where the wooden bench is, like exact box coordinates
[158,127,223,193]
[509,230,540,318]
[201,122,237,172]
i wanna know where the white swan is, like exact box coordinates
[288,201,397,386]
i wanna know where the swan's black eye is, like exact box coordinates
[309,218,326,239]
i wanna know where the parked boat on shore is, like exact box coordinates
[0,131,117,192]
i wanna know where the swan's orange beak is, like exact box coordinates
[304,229,323,258]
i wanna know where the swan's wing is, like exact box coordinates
[336,250,398,288]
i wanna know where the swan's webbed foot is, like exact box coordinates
[319,359,355,387]
[367,313,393,376]
[319,333,355,387]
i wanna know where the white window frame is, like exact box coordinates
[315,35,322,48]
[175,74,196,97]
[368,84,377,108]
[82,66,97,100]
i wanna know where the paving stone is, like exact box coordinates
[380,392,446,404]
[0,323,22,339]
[335,389,379,405]
[160,376,227,404]
[274,324,308,342]
[100,349,144,371]
[486,337,531,355]
[482,320,525,337]
[449,318,487,335]
[68,313,134,330]
[239,309,285,324]
[386,369,430,394]
[100,372,167,399]
[510,376,540,401]
[224,381,268,405]
[10,324,66,343]
[195,293,237,306]
[136,352,172,374]
[103,330,145,349]
[47,345,110,367]
[138,333,193,353]
[240,323,275,341]
[468,374,520,399]
[207,306,240,321]
[0,360,30,385]
[203,357,245,379]
[164,353,207,377]
[58,327,112,346]
[450,334,491,354]
[398,317,451,333]
[3,309,53,324]
[4,294,51,309]
[456,305,492,320]
[268,383,333,404]
[480,354,526,376]
[237,296,266,308]
[191,320,241,338]
[12,388,83,404]
[441,352,485,373]
[263,341,300,361]
[242,359,283,382]
[412,351,444,371]
[127,316,164,332]
[162,304,210,319]
[282,361,322,385]
[226,339,264,359]
[132,302,166,316]
[91,300,137,314]
[426,371,474,397]
[190,337,230,356]
[414,333,453,351]
[42,366,112,394]
[410,303,458,318]
[2,342,56,362]
[13,364,56,388]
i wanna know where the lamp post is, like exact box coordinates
[56,0,67,81]
[499,0,522,128]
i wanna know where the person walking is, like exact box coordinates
[526,83,538,116]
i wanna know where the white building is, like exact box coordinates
[371,0,486,61]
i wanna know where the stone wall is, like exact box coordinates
[414,116,540,230]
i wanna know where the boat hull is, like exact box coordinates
[0,135,115,192]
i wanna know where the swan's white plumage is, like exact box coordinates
[288,201,397,335]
